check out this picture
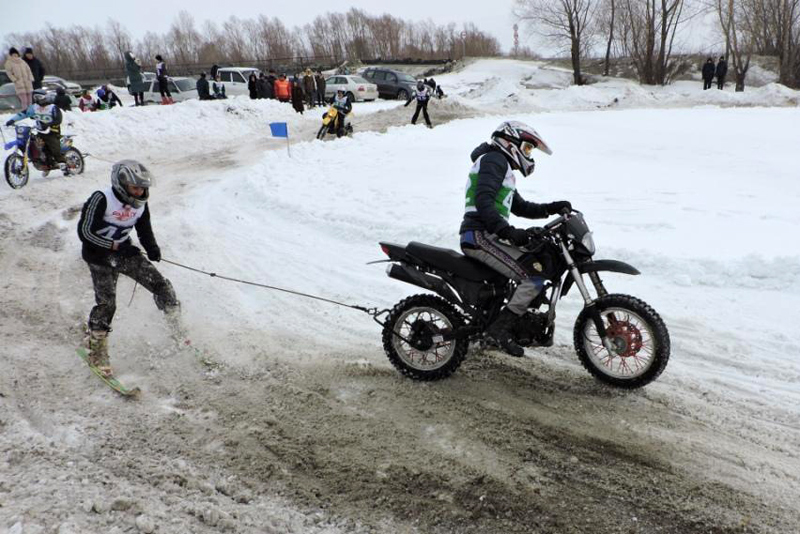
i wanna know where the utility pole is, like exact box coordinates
[513,24,519,57]
[460,30,467,58]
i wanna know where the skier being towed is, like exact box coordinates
[460,121,572,357]
[77,160,180,376]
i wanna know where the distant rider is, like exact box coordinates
[460,121,572,357]
[77,160,180,377]
[5,88,66,176]
[405,80,433,128]
[329,89,352,137]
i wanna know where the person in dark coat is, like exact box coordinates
[701,58,715,90]
[54,86,72,111]
[256,73,268,99]
[314,71,326,106]
[291,76,305,114]
[210,64,219,80]
[303,68,316,108]
[96,85,123,109]
[266,70,277,99]
[248,73,258,99]
[155,54,173,104]
[715,56,728,90]
[196,73,212,100]
[124,52,147,106]
[22,47,45,90]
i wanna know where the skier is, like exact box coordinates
[459,121,571,357]
[155,54,173,105]
[404,80,433,128]
[77,160,180,377]
[329,89,352,137]
[5,89,66,175]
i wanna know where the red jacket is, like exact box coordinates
[274,79,291,100]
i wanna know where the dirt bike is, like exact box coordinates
[316,106,353,140]
[376,210,670,389]
[3,125,86,189]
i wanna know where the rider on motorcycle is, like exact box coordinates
[330,89,352,137]
[5,89,66,175]
[460,121,572,357]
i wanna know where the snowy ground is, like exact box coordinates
[1,59,799,533]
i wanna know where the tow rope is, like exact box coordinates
[162,258,387,321]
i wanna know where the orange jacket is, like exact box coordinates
[274,79,291,100]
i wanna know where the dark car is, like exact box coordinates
[361,67,418,100]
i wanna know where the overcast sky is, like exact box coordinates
[1,0,524,53]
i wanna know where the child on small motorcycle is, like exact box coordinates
[5,89,66,176]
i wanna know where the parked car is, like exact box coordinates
[0,70,10,86]
[216,67,261,96]
[142,77,198,103]
[0,82,20,110]
[324,75,378,102]
[43,75,82,95]
[360,67,418,100]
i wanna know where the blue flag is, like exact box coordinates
[269,122,288,138]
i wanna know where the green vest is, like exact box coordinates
[465,154,516,220]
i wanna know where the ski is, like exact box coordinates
[76,347,141,398]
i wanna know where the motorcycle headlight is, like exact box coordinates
[581,232,596,254]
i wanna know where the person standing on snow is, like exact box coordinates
[303,68,316,108]
[274,73,291,103]
[715,56,728,90]
[248,73,258,99]
[196,72,212,100]
[314,71,326,106]
[124,51,147,106]
[701,58,715,90]
[22,47,46,90]
[291,75,305,114]
[212,74,227,99]
[5,47,34,109]
[404,80,433,128]
[155,54,173,105]
[460,121,572,357]
[77,160,180,377]
[5,89,66,175]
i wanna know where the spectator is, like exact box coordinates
[274,73,291,102]
[702,58,715,90]
[266,69,277,99]
[303,68,316,108]
[78,89,96,112]
[54,86,72,111]
[210,64,219,80]
[314,71,326,106]
[256,73,268,99]
[425,77,436,91]
[715,56,728,90]
[124,51,147,106]
[291,76,305,114]
[213,75,227,99]
[196,72,212,100]
[96,85,123,109]
[248,72,258,99]
[22,47,45,90]
[5,47,34,109]
[155,54,173,105]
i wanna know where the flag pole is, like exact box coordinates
[286,127,291,158]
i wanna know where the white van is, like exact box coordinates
[215,67,261,96]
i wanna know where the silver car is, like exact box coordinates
[324,75,378,102]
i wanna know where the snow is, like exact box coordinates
[2,58,800,533]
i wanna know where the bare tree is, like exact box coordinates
[514,0,597,85]
[713,0,753,91]
[600,0,617,75]
[617,0,691,85]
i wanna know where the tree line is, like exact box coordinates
[514,0,800,90]
[2,9,501,78]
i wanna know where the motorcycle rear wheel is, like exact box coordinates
[574,294,670,389]
[4,154,29,189]
[64,148,84,175]
[382,294,469,381]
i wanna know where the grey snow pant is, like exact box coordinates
[87,254,178,332]
[462,230,544,316]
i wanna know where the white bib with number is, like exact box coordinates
[97,187,144,244]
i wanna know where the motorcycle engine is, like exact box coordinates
[512,311,553,347]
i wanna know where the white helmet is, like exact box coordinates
[111,159,154,208]
[490,121,552,177]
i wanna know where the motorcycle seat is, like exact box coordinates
[406,241,506,283]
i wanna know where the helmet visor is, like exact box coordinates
[520,140,536,159]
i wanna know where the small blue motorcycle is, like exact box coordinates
[3,125,86,189]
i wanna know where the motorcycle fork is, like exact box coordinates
[559,241,611,343]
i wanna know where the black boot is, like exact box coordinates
[487,309,524,357]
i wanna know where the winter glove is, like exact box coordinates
[545,201,572,215]
[5,120,13,127]
[497,226,530,247]
[147,246,161,262]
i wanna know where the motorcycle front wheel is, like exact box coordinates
[574,294,670,389]
[316,125,327,140]
[64,148,85,175]
[382,294,469,381]
[4,154,29,189]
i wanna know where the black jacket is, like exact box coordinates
[715,60,728,78]
[54,91,71,112]
[702,62,715,80]
[196,77,211,99]
[77,190,159,266]
[24,56,45,88]
[460,143,549,235]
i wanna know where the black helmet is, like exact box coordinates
[111,159,154,208]
[417,80,424,90]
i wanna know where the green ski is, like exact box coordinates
[76,347,141,398]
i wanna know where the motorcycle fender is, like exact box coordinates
[386,262,460,304]
[561,260,640,298]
